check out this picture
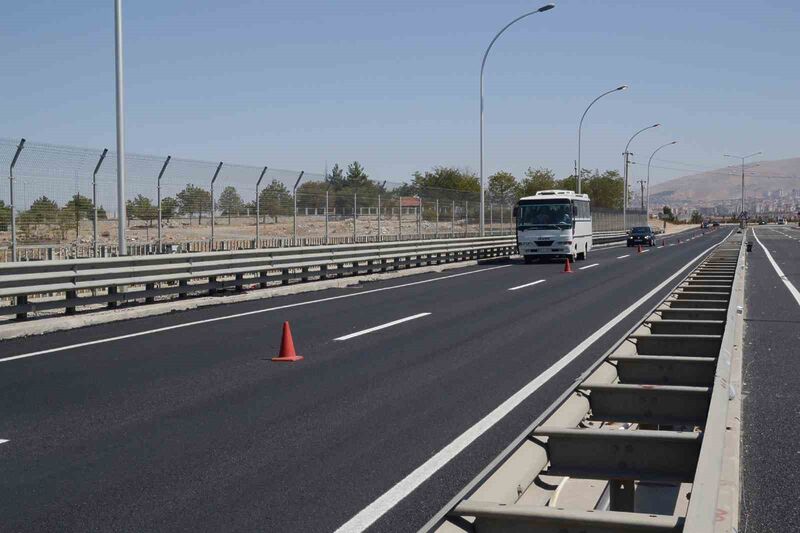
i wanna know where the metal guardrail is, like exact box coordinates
[426,233,744,532]
[0,236,516,320]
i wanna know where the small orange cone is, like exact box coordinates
[272,321,304,362]
[563,257,573,273]
[637,244,643,253]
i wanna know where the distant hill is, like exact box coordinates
[648,157,800,206]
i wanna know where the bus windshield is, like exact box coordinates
[518,203,572,230]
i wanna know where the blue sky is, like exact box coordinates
[2,0,798,186]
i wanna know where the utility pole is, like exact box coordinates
[114,0,127,255]
[637,179,646,211]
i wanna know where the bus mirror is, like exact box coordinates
[572,204,578,216]
[512,207,518,218]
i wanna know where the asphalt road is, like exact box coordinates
[741,225,800,533]
[0,227,727,532]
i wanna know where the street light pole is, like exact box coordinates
[480,3,555,237]
[646,141,677,216]
[114,0,127,255]
[577,85,628,194]
[622,123,659,228]
[724,151,762,225]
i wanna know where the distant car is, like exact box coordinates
[627,226,655,247]
[758,220,767,225]
[777,218,786,225]
[701,222,709,229]
[712,221,720,227]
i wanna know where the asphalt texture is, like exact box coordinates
[741,225,800,533]
[0,228,727,532]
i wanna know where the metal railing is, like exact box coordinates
[426,233,744,532]
[0,235,516,320]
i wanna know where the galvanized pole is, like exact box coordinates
[114,0,127,255]
[465,200,469,235]
[577,85,628,195]
[255,166,267,247]
[622,124,660,230]
[435,199,439,237]
[451,200,455,236]
[156,155,171,253]
[489,201,493,234]
[353,192,357,241]
[209,162,222,250]
[8,138,25,262]
[417,197,422,236]
[324,188,329,244]
[646,142,676,216]
[92,148,109,257]
[398,195,402,239]
[377,194,382,241]
[292,171,304,244]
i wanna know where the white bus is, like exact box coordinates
[513,190,592,264]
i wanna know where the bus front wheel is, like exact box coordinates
[577,245,588,261]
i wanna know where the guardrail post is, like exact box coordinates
[8,138,25,262]
[92,149,109,257]
[108,286,119,308]
[65,289,77,315]
[145,283,155,303]
[15,295,28,321]
[178,279,189,298]
[210,162,223,251]
[156,155,171,253]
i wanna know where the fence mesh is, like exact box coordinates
[1,138,643,261]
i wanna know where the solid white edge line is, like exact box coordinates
[0,439,8,445]
[0,264,512,364]
[616,255,630,259]
[753,229,800,307]
[507,279,546,291]
[333,236,728,533]
[334,313,431,341]
[578,263,599,270]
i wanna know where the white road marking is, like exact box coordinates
[333,239,726,533]
[0,439,8,445]
[334,313,431,341]
[508,279,546,291]
[0,264,512,364]
[579,263,599,270]
[640,249,650,253]
[616,255,630,259]
[753,229,800,308]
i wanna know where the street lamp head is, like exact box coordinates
[652,123,661,128]
[617,85,628,91]
[537,3,556,12]
[670,141,678,144]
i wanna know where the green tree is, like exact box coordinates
[407,167,480,198]
[176,184,212,224]
[344,161,370,188]
[662,205,675,222]
[325,163,346,190]
[28,196,59,224]
[258,179,291,221]
[0,201,9,231]
[690,210,703,224]
[128,194,157,226]
[56,207,77,240]
[296,180,329,210]
[487,171,518,205]
[218,185,243,222]
[582,170,624,209]
[161,197,178,223]
[64,194,95,220]
[517,167,556,198]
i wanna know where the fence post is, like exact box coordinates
[156,155,171,253]
[435,199,439,237]
[210,162,223,251]
[398,196,402,239]
[255,166,267,248]
[452,200,455,237]
[325,189,329,244]
[91,149,109,258]
[353,192,357,241]
[417,197,422,237]
[292,171,304,245]
[464,200,468,236]
[377,194,382,242]
[489,201,493,235]
[9,138,25,262]
[500,204,504,233]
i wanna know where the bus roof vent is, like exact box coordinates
[535,189,576,196]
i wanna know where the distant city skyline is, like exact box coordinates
[2,0,798,187]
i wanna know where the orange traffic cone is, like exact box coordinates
[563,257,573,273]
[637,244,643,253]
[272,321,304,362]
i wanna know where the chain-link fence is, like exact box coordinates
[1,138,517,261]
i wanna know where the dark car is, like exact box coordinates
[627,226,655,247]
[712,221,720,227]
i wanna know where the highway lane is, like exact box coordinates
[0,227,724,532]
[741,226,800,532]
